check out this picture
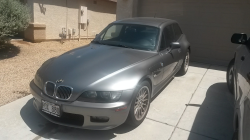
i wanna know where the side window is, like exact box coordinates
[160,33,167,51]
[173,23,183,41]
[102,25,123,40]
[164,25,175,47]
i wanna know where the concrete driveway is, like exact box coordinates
[0,62,234,140]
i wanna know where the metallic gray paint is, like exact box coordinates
[31,18,190,130]
[31,81,133,130]
[231,36,250,140]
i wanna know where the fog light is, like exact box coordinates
[90,116,109,123]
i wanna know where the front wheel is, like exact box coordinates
[126,81,151,127]
[177,50,190,76]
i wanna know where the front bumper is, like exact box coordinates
[30,80,134,130]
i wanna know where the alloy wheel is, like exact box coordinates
[134,86,150,121]
[184,51,190,71]
[228,66,234,85]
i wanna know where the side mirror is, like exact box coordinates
[171,42,181,49]
[231,33,247,44]
[95,34,99,37]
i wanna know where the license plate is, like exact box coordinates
[42,100,60,117]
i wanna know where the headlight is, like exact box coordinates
[77,91,122,103]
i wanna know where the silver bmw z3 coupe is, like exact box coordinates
[30,17,191,130]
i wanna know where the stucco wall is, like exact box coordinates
[116,0,137,20]
[30,0,116,39]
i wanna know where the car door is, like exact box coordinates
[171,23,185,69]
[148,33,167,86]
[149,56,164,87]
[159,25,176,80]
[237,40,250,140]
[235,43,250,106]
[242,91,250,140]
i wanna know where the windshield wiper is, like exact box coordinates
[91,40,109,45]
[91,41,134,49]
[113,44,134,49]
[91,40,102,44]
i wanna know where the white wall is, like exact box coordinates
[31,0,116,39]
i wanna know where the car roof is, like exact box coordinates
[113,17,176,28]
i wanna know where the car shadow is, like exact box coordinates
[151,77,174,102]
[187,83,234,140]
[0,43,20,60]
[175,62,210,77]
[20,99,138,140]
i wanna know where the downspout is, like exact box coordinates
[66,0,68,39]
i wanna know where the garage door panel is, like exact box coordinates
[192,47,234,61]
[180,24,250,41]
[155,4,250,27]
[138,0,250,65]
[140,3,250,27]
[175,14,249,28]
[182,3,249,13]
[191,43,236,52]
[179,0,249,4]
[182,25,247,47]
[191,48,214,59]
[139,1,250,15]
[191,56,230,65]
[139,3,183,17]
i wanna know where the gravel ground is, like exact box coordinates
[0,40,91,106]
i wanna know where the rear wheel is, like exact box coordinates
[177,50,190,76]
[126,81,151,127]
[227,59,235,94]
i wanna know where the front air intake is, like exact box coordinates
[56,86,73,100]
[44,82,55,97]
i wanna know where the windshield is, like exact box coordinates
[93,24,160,51]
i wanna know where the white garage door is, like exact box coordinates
[137,0,250,65]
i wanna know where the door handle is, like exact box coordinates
[160,62,163,67]
[241,56,245,61]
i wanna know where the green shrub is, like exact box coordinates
[0,0,31,43]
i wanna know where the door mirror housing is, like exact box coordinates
[95,34,99,38]
[231,33,248,44]
[171,42,181,49]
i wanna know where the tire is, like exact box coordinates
[177,50,190,76]
[126,81,151,127]
[232,128,238,140]
[227,59,235,94]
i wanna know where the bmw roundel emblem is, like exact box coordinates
[56,79,64,83]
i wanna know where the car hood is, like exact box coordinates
[37,43,156,94]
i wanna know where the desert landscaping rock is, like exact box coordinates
[0,40,91,106]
